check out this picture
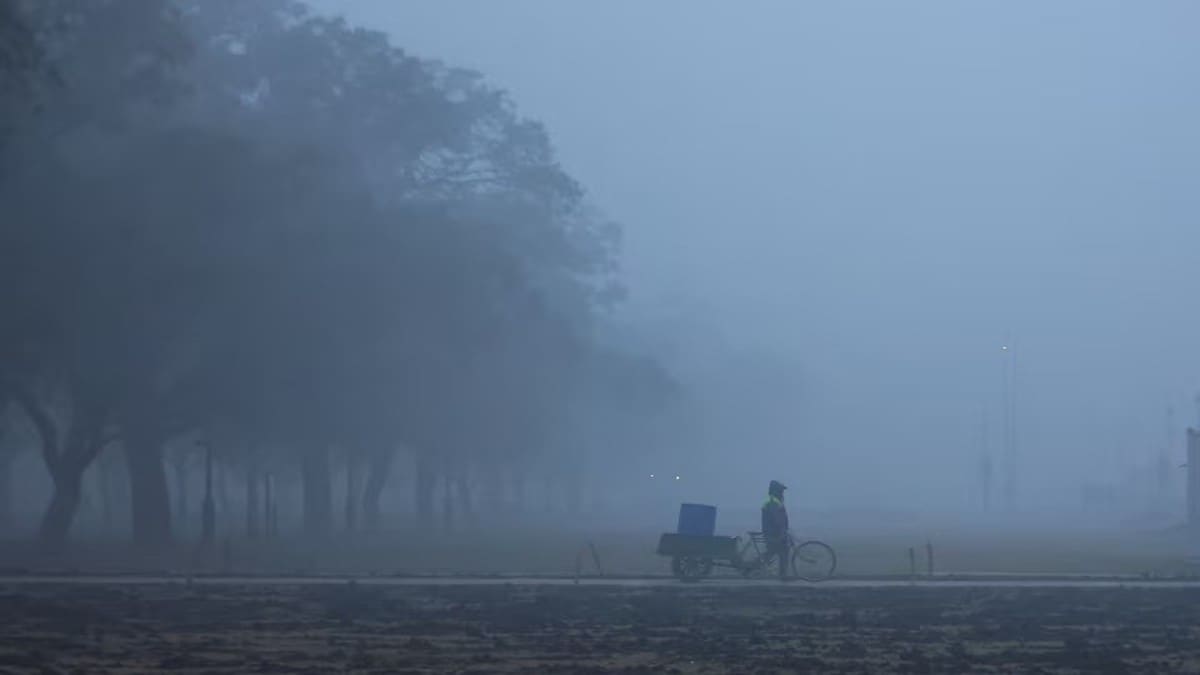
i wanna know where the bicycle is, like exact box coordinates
[657,529,837,582]
[739,531,837,581]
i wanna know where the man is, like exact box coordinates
[761,480,790,579]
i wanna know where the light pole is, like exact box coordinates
[1001,341,1017,511]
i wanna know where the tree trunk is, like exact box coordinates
[172,458,188,530]
[38,462,84,546]
[201,446,215,547]
[361,446,394,530]
[441,473,454,532]
[0,400,9,531]
[415,453,435,528]
[216,463,229,530]
[19,388,105,548]
[0,451,14,532]
[268,475,279,537]
[455,469,473,525]
[37,410,107,548]
[97,456,114,535]
[245,467,260,538]
[262,473,273,538]
[301,446,332,535]
[124,430,172,548]
[484,467,504,518]
[512,472,525,514]
[344,457,361,533]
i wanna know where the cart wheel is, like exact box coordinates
[791,540,837,581]
[672,556,714,581]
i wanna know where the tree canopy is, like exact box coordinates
[0,0,676,546]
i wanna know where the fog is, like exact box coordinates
[14,8,1200,671]
[312,0,1200,519]
[3,1,1200,566]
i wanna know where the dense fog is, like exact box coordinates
[311,0,1200,522]
[2,1,1199,558]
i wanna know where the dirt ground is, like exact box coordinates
[2,581,1200,674]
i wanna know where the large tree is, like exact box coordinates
[0,0,672,549]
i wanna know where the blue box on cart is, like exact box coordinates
[676,503,717,537]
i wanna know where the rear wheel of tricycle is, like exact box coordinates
[790,540,837,581]
[671,556,713,581]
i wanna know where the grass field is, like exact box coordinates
[2,523,1198,579]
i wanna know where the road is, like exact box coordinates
[1,573,1197,588]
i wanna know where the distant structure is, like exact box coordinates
[1000,340,1017,510]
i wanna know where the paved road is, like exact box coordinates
[1,574,1197,588]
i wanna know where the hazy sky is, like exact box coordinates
[311,1,1200,515]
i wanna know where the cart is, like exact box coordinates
[656,531,837,581]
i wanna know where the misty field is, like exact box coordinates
[4,581,1200,673]
[2,525,1196,579]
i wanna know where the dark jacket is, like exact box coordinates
[761,495,789,542]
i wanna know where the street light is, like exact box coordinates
[1000,339,1017,510]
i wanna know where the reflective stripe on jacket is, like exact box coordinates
[761,495,789,539]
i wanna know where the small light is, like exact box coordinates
[1001,345,1009,351]
[649,474,655,479]
[675,475,681,481]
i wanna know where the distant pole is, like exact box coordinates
[1001,339,1017,511]
[1011,342,1018,506]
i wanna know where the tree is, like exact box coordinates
[0,0,674,550]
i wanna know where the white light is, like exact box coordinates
[674,475,681,481]
[1001,345,1009,351]
[649,474,655,479]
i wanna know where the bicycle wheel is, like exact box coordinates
[790,540,837,581]
[671,556,714,581]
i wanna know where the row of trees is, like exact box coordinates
[0,0,676,549]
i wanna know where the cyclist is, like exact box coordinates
[761,480,790,579]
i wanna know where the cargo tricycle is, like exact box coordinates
[656,530,837,581]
